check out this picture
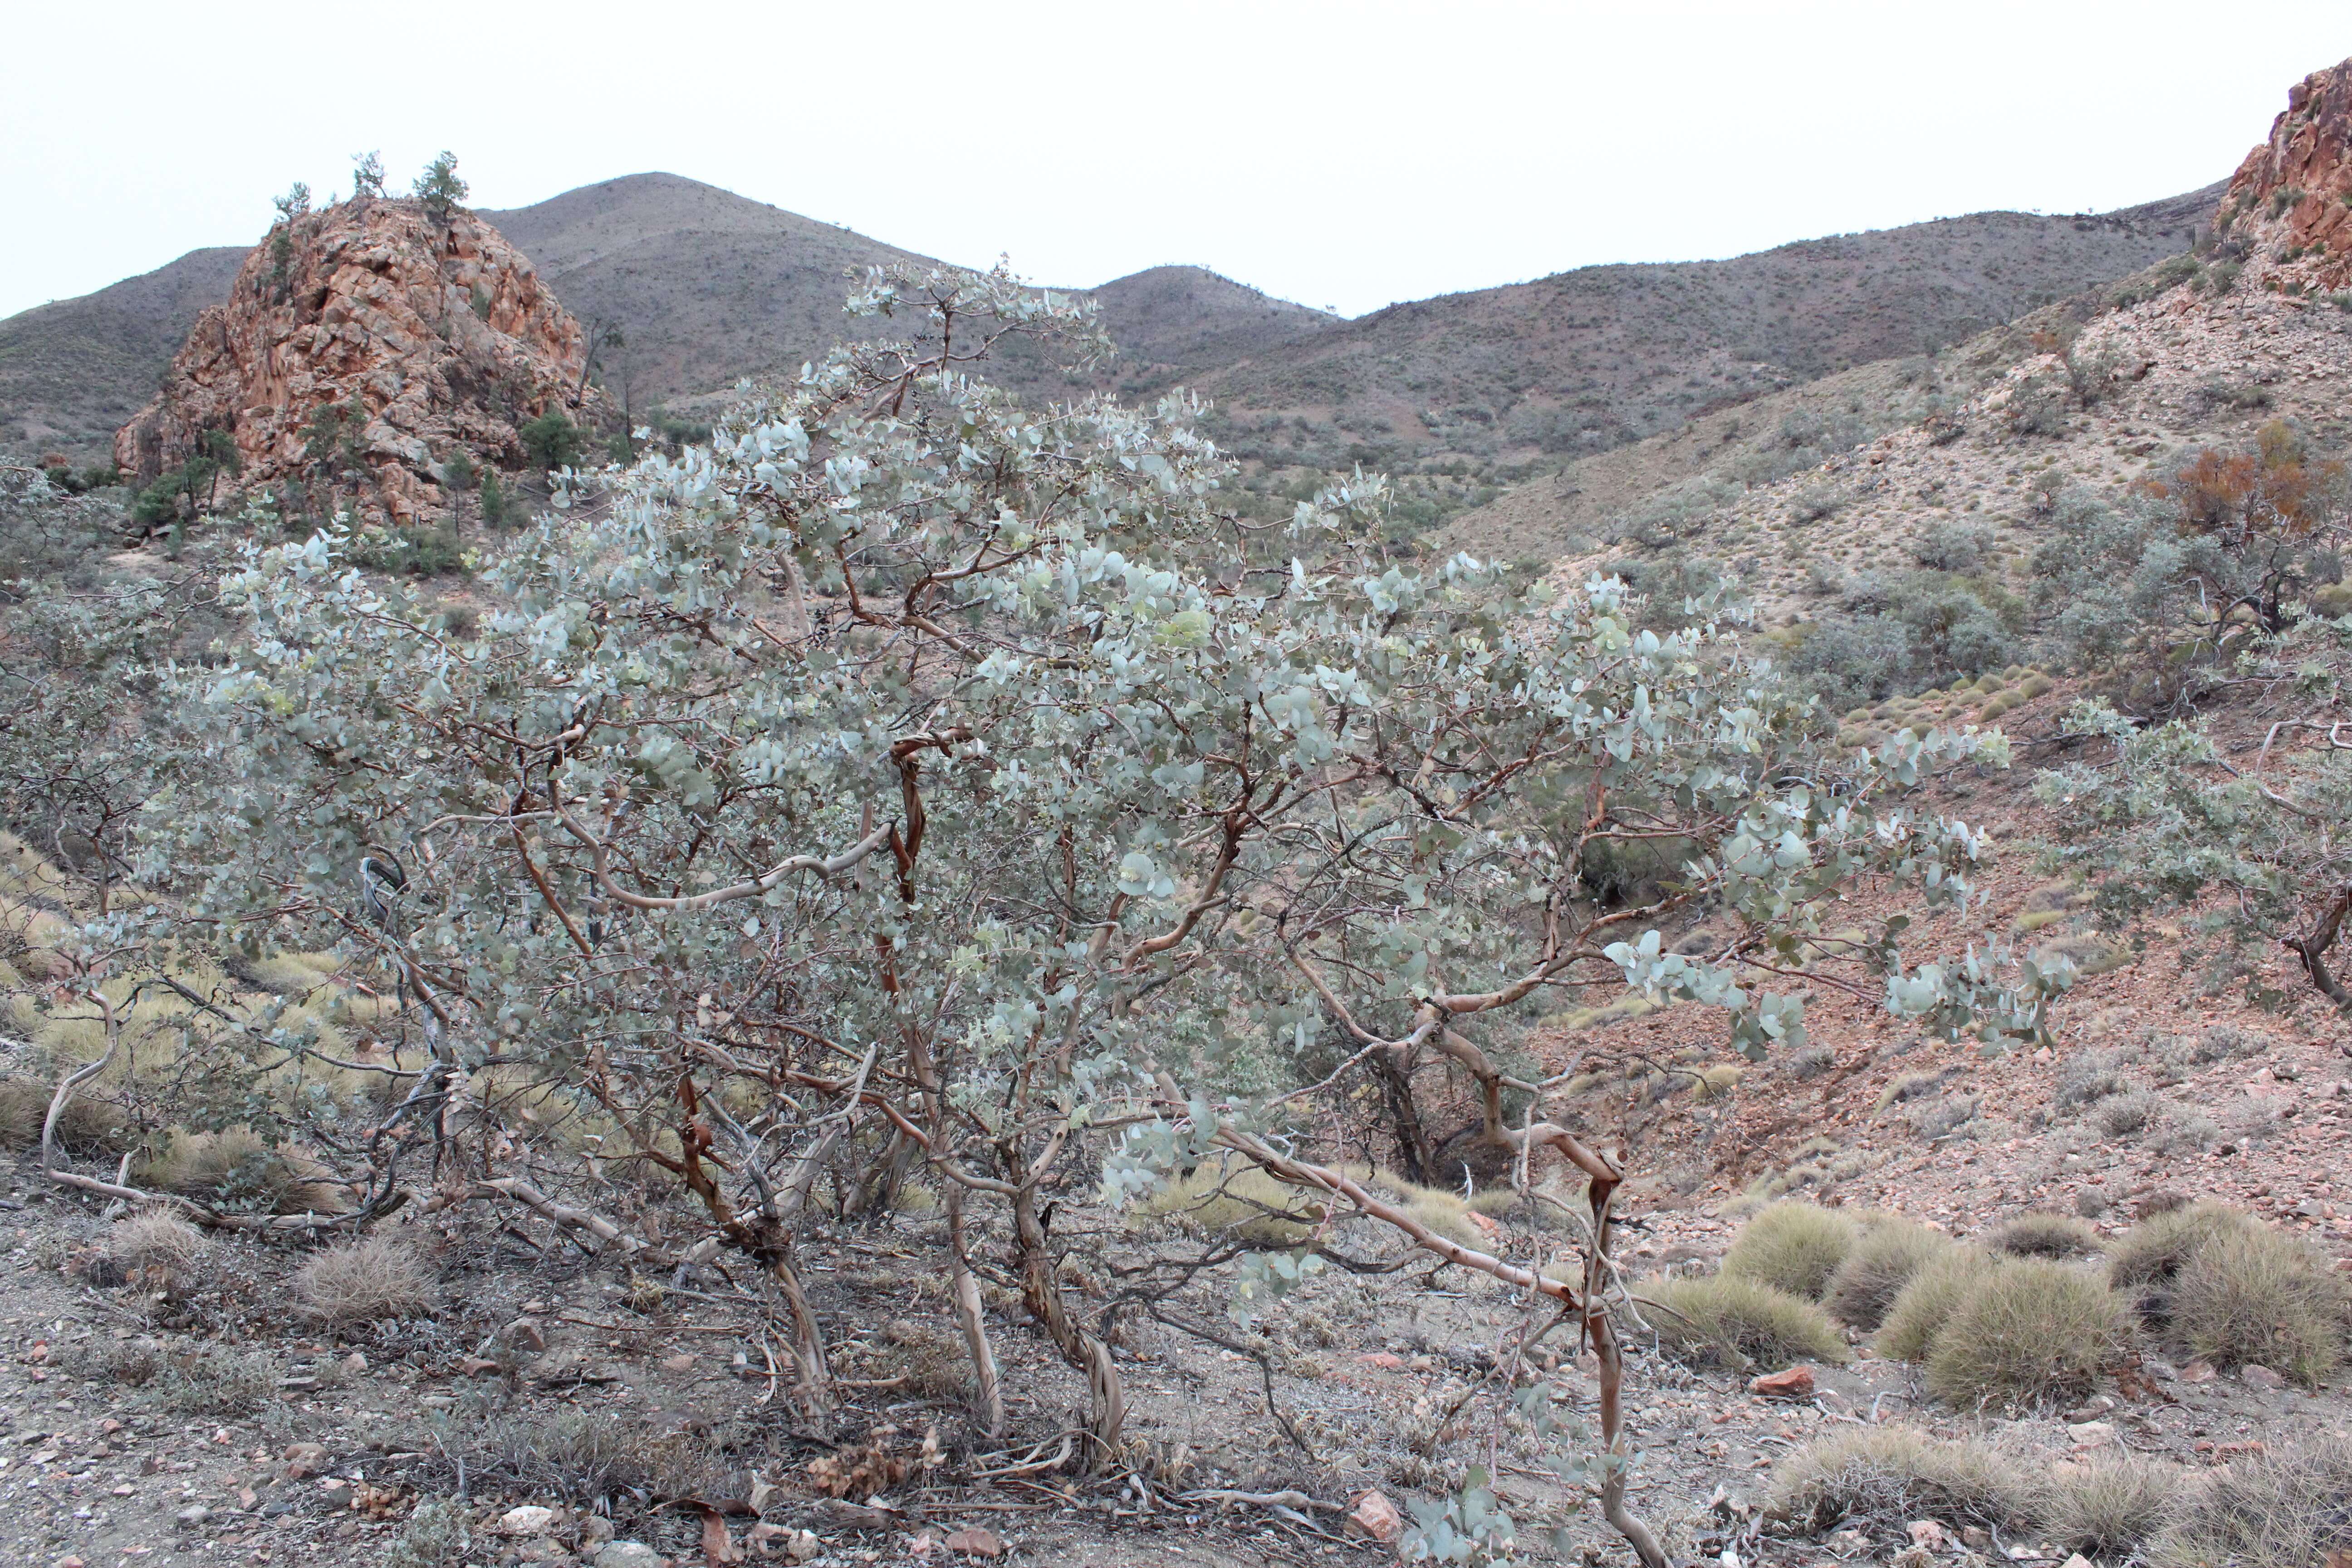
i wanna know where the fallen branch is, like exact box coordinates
[470,1176,673,1266]
[43,1168,406,1233]
[1179,1489,1341,1513]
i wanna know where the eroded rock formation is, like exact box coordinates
[115,196,606,523]
[2221,57,2352,292]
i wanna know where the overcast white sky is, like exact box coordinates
[5,2,2347,322]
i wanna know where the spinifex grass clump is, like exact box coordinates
[1768,1427,2030,1534]
[1721,1201,1859,1300]
[1986,1211,2102,1259]
[2168,1226,2349,1385]
[294,1234,438,1324]
[2109,1202,2261,1301]
[1924,1258,2126,1409]
[2147,1436,2352,1568]
[1875,1246,1985,1362]
[2038,1456,2181,1562]
[1825,1217,1952,1330]
[1638,1273,1847,1369]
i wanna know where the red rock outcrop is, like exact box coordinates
[115,196,605,523]
[2220,56,2352,292]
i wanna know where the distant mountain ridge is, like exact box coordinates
[482,174,1340,411]
[1192,184,2227,463]
[0,246,246,457]
[1,172,2222,469]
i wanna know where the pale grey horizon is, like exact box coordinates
[3,0,2346,323]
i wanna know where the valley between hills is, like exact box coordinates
[1,49,2350,1568]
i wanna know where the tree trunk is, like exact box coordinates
[945,1184,1004,1436]
[2291,882,2352,1005]
[1375,1046,1438,1186]
[1011,1186,1123,1461]
[773,1250,833,1434]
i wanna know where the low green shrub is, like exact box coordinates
[1925,1258,2127,1409]
[1637,1273,1847,1370]
[1767,1426,2030,1533]
[1824,1218,1952,1330]
[1722,1201,1860,1300]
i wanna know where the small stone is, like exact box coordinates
[343,1352,369,1376]
[1906,1520,1947,1549]
[941,1528,1001,1558]
[276,1376,320,1394]
[2062,1556,2096,1568]
[593,1544,663,1568]
[111,1484,135,1496]
[2178,1359,2217,1383]
[280,1442,330,1480]
[2068,1421,2116,1448]
[1347,1489,1405,1544]
[501,1505,558,1535]
[1749,1366,1814,1399]
[506,1318,549,1353]
[459,1355,504,1377]
[2239,1363,2286,1392]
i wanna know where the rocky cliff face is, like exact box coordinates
[114,197,604,523]
[2220,57,2352,292]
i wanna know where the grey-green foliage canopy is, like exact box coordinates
[119,266,2061,1450]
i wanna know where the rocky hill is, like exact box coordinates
[2216,55,2352,289]
[0,246,245,461]
[115,196,605,524]
[11,171,2222,481]
[485,174,1343,412]
[1196,187,2222,467]
[1444,62,2352,603]
[477,173,937,410]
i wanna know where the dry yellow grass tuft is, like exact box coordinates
[108,1210,208,1288]
[295,1233,438,1323]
